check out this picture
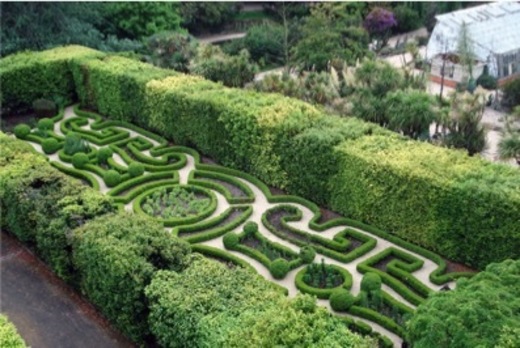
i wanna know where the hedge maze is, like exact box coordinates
[16,105,474,345]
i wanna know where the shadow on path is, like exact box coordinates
[0,231,135,348]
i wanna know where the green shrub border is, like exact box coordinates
[294,264,353,299]
[189,170,255,204]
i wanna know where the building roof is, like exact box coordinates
[426,2,520,62]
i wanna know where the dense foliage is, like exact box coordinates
[179,2,238,34]
[501,77,520,108]
[145,257,375,347]
[0,315,26,348]
[407,259,520,347]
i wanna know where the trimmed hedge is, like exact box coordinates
[3,46,519,269]
[295,264,353,299]
[0,315,26,348]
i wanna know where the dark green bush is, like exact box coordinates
[33,99,57,118]
[330,289,357,312]
[300,245,316,264]
[128,162,144,178]
[361,272,382,292]
[502,77,520,108]
[63,132,90,155]
[37,117,54,131]
[13,124,31,139]
[244,24,284,66]
[223,232,239,249]
[72,152,90,169]
[393,5,421,33]
[243,221,258,236]
[73,212,191,343]
[145,31,198,72]
[96,147,113,165]
[270,258,290,279]
[42,138,60,154]
[103,169,121,188]
[476,66,497,90]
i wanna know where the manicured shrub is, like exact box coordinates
[96,147,113,165]
[243,221,258,236]
[0,314,26,348]
[476,65,497,90]
[72,152,89,169]
[33,98,56,118]
[13,124,31,139]
[103,169,121,188]
[270,258,290,279]
[37,117,54,131]
[63,132,90,155]
[330,288,357,312]
[299,245,316,264]
[73,212,191,343]
[42,138,60,154]
[361,272,382,292]
[127,162,144,178]
[223,232,239,249]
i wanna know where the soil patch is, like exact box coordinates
[445,258,477,274]
[198,176,247,198]
[317,207,342,224]
[0,231,135,348]
[1,112,38,133]
[266,208,309,243]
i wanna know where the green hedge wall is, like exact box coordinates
[0,45,103,112]
[0,314,26,348]
[2,46,519,269]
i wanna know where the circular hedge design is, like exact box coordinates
[295,264,353,299]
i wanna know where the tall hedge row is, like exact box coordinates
[1,46,519,269]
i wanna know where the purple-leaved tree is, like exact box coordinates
[363,7,397,51]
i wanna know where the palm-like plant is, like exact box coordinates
[498,106,520,165]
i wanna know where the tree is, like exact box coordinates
[443,88,487,155]
[407,259,520,348]
[103,2,182,40]
[244,24,285,66]
[363,7,397,51]
[457,21,476,84]
[385,89,438,139]
[498,106,520,165]
[180,2,238,34]
[292,3,371,71]
[145,31,198,72]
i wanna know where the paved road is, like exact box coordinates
[0,231,135,348]
[197,32,246,44]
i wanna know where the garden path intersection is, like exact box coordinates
[20,106,472,347]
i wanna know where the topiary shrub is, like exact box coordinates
[63,132,90,155]
[13,124,31,139]
[42,138,60,154]
[33,98,57,118]
[103,169,121,188]
[243,221,258,236]
[37,118,54,131]
[127,162,144,178]
[361,272,382,292]
[96,147,113,165]
[330,288,357,312]
[270,258,290,279]
[300,245,316,264]
[72,152,90,169]
[476,66,497,90]
[223,232,239,249]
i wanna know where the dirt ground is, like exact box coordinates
[0,231,135,348]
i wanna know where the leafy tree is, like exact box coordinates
[457,21,476,82]
[501,77,520,108]
[145,31,198,72]
[180,2,238,34]
[407,259,520,348]
[190,44,257,87]
[363,7,397,50]
[499,106,520,165]
[385,89,438,139]
[103,2,182,40]
[244,24,284,66]
[443,88,487,155]
[292,3,371,71]
[0,314,26,348]
[393,5,421,33]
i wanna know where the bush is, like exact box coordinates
[42,138,60,154]
[127,162,144,178]
[223,232,239,249]
[103,169,121,188]
[63,132,90,155]
[502,77,520,108]
[361,272,382,292]
[330,289,357,312]
[96,147,113,165]
[37,117,54,131]
[393,5,421,33]
[476,65,497,90]
[300,245,316,264]
[13,124,31,139]
[33,98,57,118]
[0,314,26,348]
[72,152,90,169]
[244,24,284,66]
[73,212,191,343]
[145,31,198,72]
[243,221,258,236]
[270,258,290,279]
